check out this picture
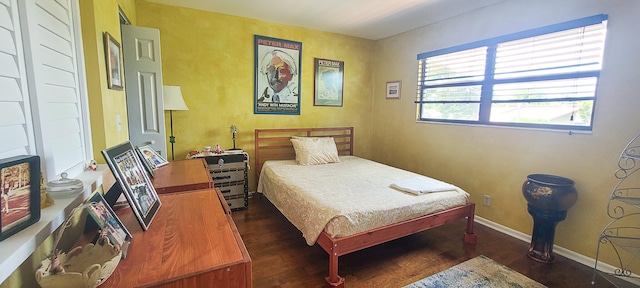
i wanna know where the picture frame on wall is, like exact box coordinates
[254,35,302,115]
[314,58,344,107]
[0,155,41,242]
[102,142,161,231]
[104,32,124,90]
[386,81,402,99]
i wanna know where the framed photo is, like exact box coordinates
[102,142,161,230]
[104,32,123,90]
[85,192,131,258]
[135,147,155,179]
[0,155,40,241]
[386,81,402,99]
[135,146,168,179]
[254,35,302,115]
[314,58,344,107]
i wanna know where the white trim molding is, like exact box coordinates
[475,216,640,286]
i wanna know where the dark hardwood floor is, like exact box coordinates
[231,195,614,288]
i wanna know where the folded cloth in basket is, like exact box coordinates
[391,176,457,195]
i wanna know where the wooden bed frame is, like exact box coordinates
[254,127,477,288]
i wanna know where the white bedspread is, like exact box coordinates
[257,156,469,245]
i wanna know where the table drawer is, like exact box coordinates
[225,197,246,210]
[211,170,244,183]
[210,162,245,172]
[217,185,245,198]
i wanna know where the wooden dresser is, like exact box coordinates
[102,188,251,287]
[150,158,213,194]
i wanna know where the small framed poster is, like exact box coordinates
[104,32,123,90]
[386,81,402,99]
[314,58,344,107]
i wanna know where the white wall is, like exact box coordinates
[371,0,640,269]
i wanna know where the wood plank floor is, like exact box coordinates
[232,195,615,288]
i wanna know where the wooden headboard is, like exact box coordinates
[254,127,354,179]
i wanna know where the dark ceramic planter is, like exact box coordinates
[522,174,578,263]
[523,174,578,211]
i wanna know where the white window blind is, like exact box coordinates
[416,14,608,130]
[494,24,606,80]
[422,47,486,87]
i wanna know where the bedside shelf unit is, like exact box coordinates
[203,153,249,211]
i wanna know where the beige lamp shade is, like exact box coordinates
[163,85,189,111]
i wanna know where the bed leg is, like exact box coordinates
[324,252,345,288]
[464,205,478,244]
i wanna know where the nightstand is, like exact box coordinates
[189,151,249,210]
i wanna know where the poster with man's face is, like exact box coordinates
[254,35,302,115]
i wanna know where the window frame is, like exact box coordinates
[416,14,608,131]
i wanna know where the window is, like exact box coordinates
[416,14,608,131]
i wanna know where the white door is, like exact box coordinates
[121,25,166,158]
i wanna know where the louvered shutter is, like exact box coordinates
[0,0,36,159]
[19,0,88,177]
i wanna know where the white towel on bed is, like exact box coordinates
[390,176,457,195]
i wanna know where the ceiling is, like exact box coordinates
[145,0,506,40]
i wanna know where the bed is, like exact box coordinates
[254,127,476,287]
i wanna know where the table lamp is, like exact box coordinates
[163,85,189,160]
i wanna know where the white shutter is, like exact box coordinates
[19,0,87,177]
[0,0,35,159]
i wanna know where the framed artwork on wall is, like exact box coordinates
[254,35,302,115]
[104,32,123,90]
[314,58,344,107]
[102,142,161,230]
[386,81,402,99]
[0,155,40,242]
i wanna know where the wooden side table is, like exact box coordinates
[187,151,249,210]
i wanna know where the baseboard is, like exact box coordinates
[474,216,640,286]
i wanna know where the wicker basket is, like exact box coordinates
[35,203,122,288]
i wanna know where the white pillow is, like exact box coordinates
[290,136,340,165]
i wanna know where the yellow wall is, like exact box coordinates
[371,0,640,268]
[135,0,376,188]
[82,0,137,163]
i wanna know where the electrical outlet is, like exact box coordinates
[483,195,491,206]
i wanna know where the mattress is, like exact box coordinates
[257,156,469,246]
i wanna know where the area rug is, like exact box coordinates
[404,255,547,288]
